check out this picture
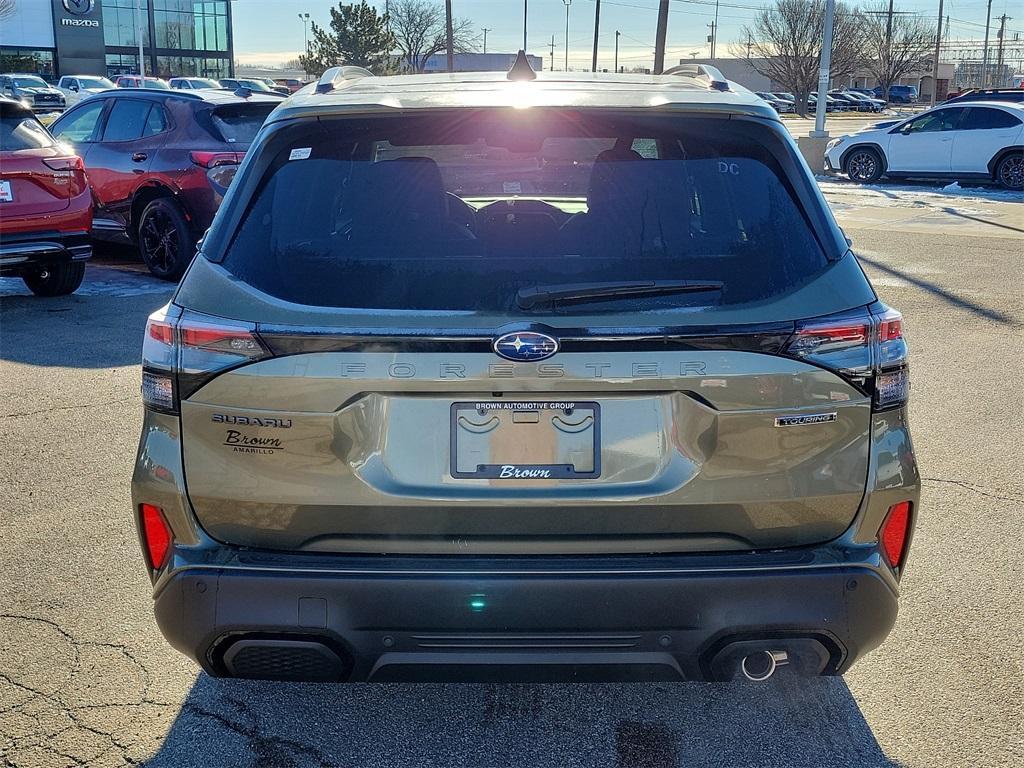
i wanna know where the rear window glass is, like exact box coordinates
[219,111,830,313]
[0,109,55,150]
[210,104,275,144]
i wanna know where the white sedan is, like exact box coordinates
[825,101,1024,190]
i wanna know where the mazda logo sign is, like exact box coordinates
[62,0,95,15]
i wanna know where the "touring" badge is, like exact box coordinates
[774,412,838,427]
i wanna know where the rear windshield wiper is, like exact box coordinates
[517,280,725,309]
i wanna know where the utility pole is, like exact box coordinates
[994,15,1010,87]
[980,0,993,87]
[811,0,836,139]
[563,0,572,72]
[930,0,944,106]
[653,0,669,74]
[614,30,620,73]
[549,35,556,73]
[591,0,601,72]
[445,0,454,73]
[482,28,490,54]
[746,31,753,59]
[711,0,720,60]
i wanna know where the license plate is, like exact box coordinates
[0,181,12,202]
[450,400,600,479]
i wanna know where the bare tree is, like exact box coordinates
[390,0,476,73]
[0,0,15,21]
[735,0,866,117]
[861,4,934,102]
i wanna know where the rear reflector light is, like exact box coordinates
[140,504,172,569]
[190,151,243,168]
[880,501,912,568]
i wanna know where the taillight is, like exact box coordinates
[42,156,85,172]
[141,304,270,413]
[42,155,88,195]
[139,503,172,570]
[783,304,909,410]
[189,151,243,168]
[880,501,913,568]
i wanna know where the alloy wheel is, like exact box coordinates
[847,151,878,182]
[997,155,1024,190]
[140,207,180,277]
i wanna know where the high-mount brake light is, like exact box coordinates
[140,305,271,413]
[784,305,909,410]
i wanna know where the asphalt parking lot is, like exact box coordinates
[2,181,1022,767]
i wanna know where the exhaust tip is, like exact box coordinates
[740,650,789,682]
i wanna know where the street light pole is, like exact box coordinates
[591,0,601,72]
[523,0,528,51]
[614,30,619,73]
[811,0,836,139]
[563,0,572,72]
[298,13,310,62]
[482,28,490,55]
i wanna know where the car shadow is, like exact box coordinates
[856,254,1016,325]
[0,261,172,369]
[140,674,902,767]
[940,207,1024,235]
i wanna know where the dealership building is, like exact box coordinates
[0,0,234,81]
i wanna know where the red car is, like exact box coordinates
[49,89,279,279]
[0,97,91,296]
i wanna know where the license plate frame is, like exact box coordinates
[450,400,601,479]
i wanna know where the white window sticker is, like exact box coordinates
[0,181,13,203]
[502,181,522,194]
[289,147,312,161]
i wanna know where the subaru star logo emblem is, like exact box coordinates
[62,0,95,14]
[493,331,559,362]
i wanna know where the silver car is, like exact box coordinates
[132,58,919,684]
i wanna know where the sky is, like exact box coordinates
[232,0,1023,69]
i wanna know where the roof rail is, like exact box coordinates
[110,87,204,100]
[316,66,375,94]
[663,63,730,92]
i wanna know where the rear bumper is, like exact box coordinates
[153,549,900,683]
[0,230,91,274]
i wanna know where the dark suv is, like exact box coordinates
[48,89,279,279]
[132,60,918,685]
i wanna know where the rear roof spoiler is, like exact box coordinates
[663,64,730,92]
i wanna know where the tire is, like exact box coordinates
[844,147,885,184]
[137,197,196,281]
[994,152,1024,190]
[21,262,86,297]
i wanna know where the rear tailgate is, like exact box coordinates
[179,341,870,554]
[1,105,72,217]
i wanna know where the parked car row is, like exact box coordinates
[1,87,281,294]
[1,72,304,115]
[753,90,887,114]
[825,99,1024,189]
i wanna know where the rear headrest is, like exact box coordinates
[349,156,447,247]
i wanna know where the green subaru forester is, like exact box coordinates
[131,58,919,684]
